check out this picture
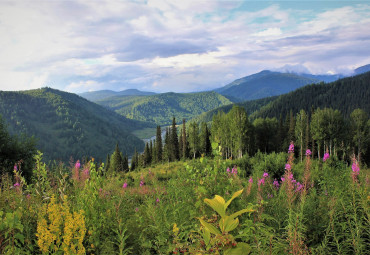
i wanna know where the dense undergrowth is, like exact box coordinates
[0,146,369,254]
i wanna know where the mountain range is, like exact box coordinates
[0,88,153,161]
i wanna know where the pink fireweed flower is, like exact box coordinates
[231,166,238,175]
[75,160,81,169]
[281,177,285,182]
[285,164,291,170]
[156,198,160,203]
[288,142,294,153]
[296,182,303,192]
[226,167,230,173]
[323,153,330,162]
[248,177,253,183]
[14,165,17,171]
[140,180,144,187]
[14,182,20,187]
[352,161,360,176]
[263,172,269,178]
[288,173,294,180]
[305,149,312,156]
[135,207,139,212]
[273,179,280,188]
[123,182,128,188]
[258,178,265,186]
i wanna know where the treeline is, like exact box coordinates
[121,105,369,171]
[0,115,36,180]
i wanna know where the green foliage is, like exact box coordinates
[95,91,233,125]
[0,88,149,162]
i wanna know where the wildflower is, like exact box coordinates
[305,149,312,156]
[248,177,253,183]
[285,164,291,170]
[281,177,285,182]
[352,161,360,176]
[267,193,273,199]
[323,153,330,162]
[14,164,17,171]
[288,173,294,180]
[140,180,144,187]
[123,182,128,188]
[14,182,20,187]
[135,207,139,212]
[75,160,81,169]
[273,179,280,188]
[226,167,230,173]
[288,142,294,153]
[296,182,303,192]
[258,178,265,186]
[263,172,269,178]
[156,198,160,203]
[231,166,237,175]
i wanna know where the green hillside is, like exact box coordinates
[0,88,153,161]
[95,91,233,125]
[79,89,156,101]
[215,70,320,101]
[253,71,370,119]
[191,96,277,124]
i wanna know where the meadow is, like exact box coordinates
[0,145,369,254]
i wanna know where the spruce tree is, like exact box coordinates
[122,155,129,172]
[109,143,124,173]
[170,117,180,161]
[104,153,110,173]
[179,131,183,160]
[182,119,189,159]
[156,125,163,162]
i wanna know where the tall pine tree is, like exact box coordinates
[156,125,163,162]
[170,117,180,161]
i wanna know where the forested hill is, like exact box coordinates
[214,70,320,101]
[95,91,233,125]
[79,89,156,101]
[191,96,277,124]
[254,71,370,119]
[0,87,151,161]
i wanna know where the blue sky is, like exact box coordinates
[0,0,370,93]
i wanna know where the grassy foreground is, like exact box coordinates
[0,149,369,254]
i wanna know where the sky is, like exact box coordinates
[1,0,370,93]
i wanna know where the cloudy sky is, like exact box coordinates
[1,0,370,93]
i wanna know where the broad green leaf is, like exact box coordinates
[220,216,239,233]
[229,208,254,219]
[204,195,226,217]
[199,218,221,235]
[202,228,211,246]
[224,242,251,255]
[225,189,244,210]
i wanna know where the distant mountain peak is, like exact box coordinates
[354,64,370,75]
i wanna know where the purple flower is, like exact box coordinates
[288,143,294,153]
[135,207,139,212]
[263,172,269,178]
[248,177,253,183]
[123,182,128,188]
[258,178,265,186]
[273,179,280,188]
[295,182,303,192]
[140,180,144,187]
[305,149,312,156]
[352,162,360,176]
[14,182,20,187]
[323,153,330,162]
[156,198,160,203]
[231,166,237,175]
[288,173,294,180]
[281,177,285,182]
[285,164,291,170]
[75,160,81,169]
[226,167,230,173]
[14,165,17,171]
[267,193,273,199]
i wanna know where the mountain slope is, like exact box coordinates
[215,70,320,101]
[191,96,278,124]
[253,71,370,119]
[95,91,233,125]
[79,89,156,101]
[0,88,152,161]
